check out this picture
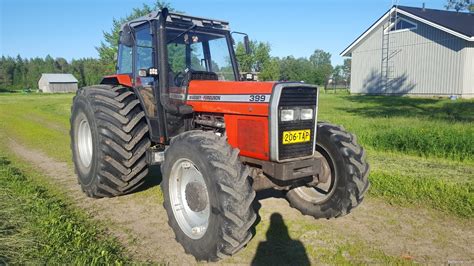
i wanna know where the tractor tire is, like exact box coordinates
[161,131,256,261]
[70,85,150,198]
[286,122,369,219]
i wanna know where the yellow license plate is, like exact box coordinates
[282,129,311,144]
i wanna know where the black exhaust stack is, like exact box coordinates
[158,8,193,115]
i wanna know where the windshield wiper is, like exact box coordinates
[167,24,197,44]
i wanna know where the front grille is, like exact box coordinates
[279,87,317,106]
[278,86,317,160]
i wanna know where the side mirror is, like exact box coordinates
[231,31,251,54]
[113,52,118,61]
[244,35,251,54]
[120,24,134,47]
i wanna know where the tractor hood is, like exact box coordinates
[186,80,277,116]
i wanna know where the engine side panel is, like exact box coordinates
[225,114,269,160]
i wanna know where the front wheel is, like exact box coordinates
[161,131,257,261]
[286,122,370,219]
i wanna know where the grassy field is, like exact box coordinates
[0,91,473,262]
[318,94,474,217]
[0,155,128,264]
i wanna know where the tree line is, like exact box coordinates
[0,55,111,91]
[0,50,350,92]
[236,41,350,87]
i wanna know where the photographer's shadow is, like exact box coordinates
[251,212,310,266]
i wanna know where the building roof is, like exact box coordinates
[398,6,474,37]
[40,73,78,83]
[341,5,474,56]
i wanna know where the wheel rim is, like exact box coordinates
[293,148,336,204]
[77,116,93,168]
[169,158,210,240]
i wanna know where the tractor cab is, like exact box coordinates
[116,10,246,85]
[106,8,251,142]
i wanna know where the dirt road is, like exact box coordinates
[9,139,474,264]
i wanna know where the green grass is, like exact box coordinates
[0,93,472,218]
[0,155,128,264]
[369,169,473,218]
[0,93,73,163]
[366,150,473,218]
[317,93,474,217]
[318,93,474,162]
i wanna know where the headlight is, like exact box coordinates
[300,108,313,120]
[280,109,295,121]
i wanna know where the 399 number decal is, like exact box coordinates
[249,95,267,102]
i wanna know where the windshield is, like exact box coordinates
[166,28,236,85]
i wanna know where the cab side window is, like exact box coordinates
[135,26,153,76]
[117,44,132,74]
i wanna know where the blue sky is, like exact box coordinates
[1,0,447,65]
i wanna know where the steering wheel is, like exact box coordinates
[174,71,187,87]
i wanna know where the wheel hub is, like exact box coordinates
[185,181,208,212]
[293,149,336,204]
[77,116,93,168]
[169,158,210,239]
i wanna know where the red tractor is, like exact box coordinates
[70,8,369,261]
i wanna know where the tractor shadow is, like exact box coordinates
[252,190,310,266]
[131,165,163,194]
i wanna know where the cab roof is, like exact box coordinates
[121,10,230,32]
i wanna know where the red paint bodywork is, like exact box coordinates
[99,76,276,161]
[101,74,133,87]
[187,80,275,116]
[187,80,276,160]
[224,114,270,160]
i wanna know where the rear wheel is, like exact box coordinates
[286,122,370,219]
[70,85,151,197]
[161,131,256,261]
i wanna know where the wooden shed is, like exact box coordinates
[38,73,78,93]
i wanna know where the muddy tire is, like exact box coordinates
[161,131,256,261]
[70,85,150,198]
[286,122,369,219]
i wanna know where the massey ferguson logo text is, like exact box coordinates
[188,95,221,101]
[187,94,270,103]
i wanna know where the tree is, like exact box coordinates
[259,58,280,81]
[96,1,176,71]
[331,65,344,90]
[309,49,333,87]
[342,58,351,87]
[235,40,280,81]
[445,0,472,12]
[278,56,314,83]
[54,57,69,73]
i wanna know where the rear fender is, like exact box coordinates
[100,75,161,143]
[100,74,133,87]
